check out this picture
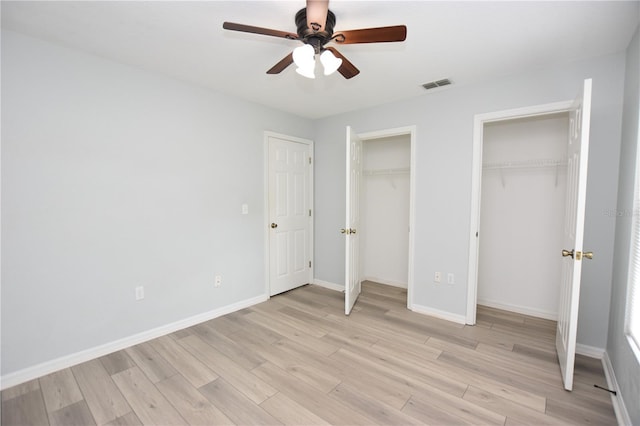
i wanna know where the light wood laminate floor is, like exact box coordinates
[2,281,617,425]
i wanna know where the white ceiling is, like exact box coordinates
[2,1,639,119]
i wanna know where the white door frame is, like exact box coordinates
[357,125,416,310]
[264,131,314,298]
[466,101,574,324]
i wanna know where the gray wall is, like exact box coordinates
[1,30,313,375]
[314,52,626,349]
[608,26,640,425]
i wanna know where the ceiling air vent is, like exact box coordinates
[422,79,452,90]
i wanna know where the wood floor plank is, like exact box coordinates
[251,362,374,426]
[199,378,281,425]
[403,395,479,425]
[428,337,564,387]
[104,411,142,426]
[275,338,412,410]
[149,335,218,388]
[99,351,136,376]
[202,315,243,336]
[191,322,267,370]
[156,374,234,425]
[124,342,177,384]
[178,334,277,404]
[331,342,470,399]
[39,368,84,413]
[71,358,131,425]
[260,392,331,426]
[244,310,339,356]
[409,387,507,426]
[329,382,424,426]
[462,385,565,426]
[545,395,618,425]
[1,388,50,426]
[1,379,40,402]
[262,337,366,394]
[49,400,96,426]
[111,367,186,425]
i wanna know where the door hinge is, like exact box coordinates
[309,260,312,268]
[308,157,312,165]
[309,209,312,217]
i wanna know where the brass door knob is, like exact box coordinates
[350,229,357,234]
[271,223,278,229]
[562,249,574,259]
[341,228,349,234]
[583,251,594,260]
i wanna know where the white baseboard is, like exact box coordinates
[313,279,344,292]
[602,352,632,426]
[477,298,557,321]
[575,343,605,359]
[0,294,268,390]
[410,303,467,325]
[362,276,407,289]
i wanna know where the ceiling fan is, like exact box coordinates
[222,0,407,79]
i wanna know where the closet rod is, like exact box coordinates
[482,159,567,171]
[362,167,410,176]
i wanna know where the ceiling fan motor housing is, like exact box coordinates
[295,8,336,53]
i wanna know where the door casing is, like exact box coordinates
[264,131,314,297]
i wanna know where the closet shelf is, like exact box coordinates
[363,167,410,176]
[482,159,567,171]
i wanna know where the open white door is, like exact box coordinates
[556,79,593,391]
[268,135,312,296]
[344,126,362,315]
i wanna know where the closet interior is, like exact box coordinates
[478,112,570,320]
[360,135,411,289]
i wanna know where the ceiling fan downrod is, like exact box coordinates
[295,8,336,53]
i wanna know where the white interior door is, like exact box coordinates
[268,135,312,296]
[345,126,362,315]
[556,79,592,391]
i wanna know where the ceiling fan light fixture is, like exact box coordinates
[295,64,316,79]
[293,44,315,68]
[320,50,342,76]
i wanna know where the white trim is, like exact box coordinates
[363,276,407,289]
[466,100,575,325]
[477,298,557,321]
[357,126,416,311]
[313,279,344,292]
[602,352,633,426]
[575,344,605,359]
[411,303,467,325]
[264,131,314,298]
[0,294,267,390]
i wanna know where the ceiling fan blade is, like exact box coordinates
[333,25,407,44]
[223,22,299,40]
[306,0,329,31]
[266,52,294,74]
[325,47,360,79]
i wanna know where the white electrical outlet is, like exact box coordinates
[135,286,144,301]
[215,275,222,287]
[434,272,441,283]
[447,273,455,284]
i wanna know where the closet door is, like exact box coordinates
[556,78,592,391]
[344,126,362,315]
